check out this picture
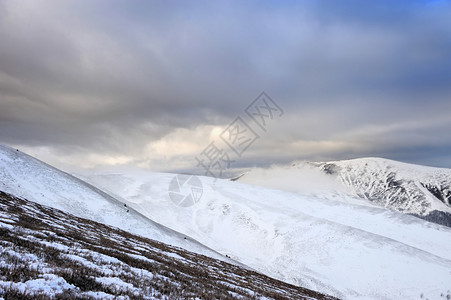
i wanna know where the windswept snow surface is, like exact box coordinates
[84,169,451,300]
[238,158,451,227]
[0,145,225,261]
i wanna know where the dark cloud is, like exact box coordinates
[0,0,450,171]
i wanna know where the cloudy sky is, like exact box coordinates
[1,0,451,175]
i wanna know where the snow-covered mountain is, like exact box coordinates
[2,145,451,299]
[83,167,451,300]
[1,191,333,299]
[0,145,225,261]
[238,158,451,227]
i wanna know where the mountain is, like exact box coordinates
[2,145,451,299]
[83,167,451,300]
[0,145,225,261]
[238,158,451,227]
[0,190,335,299]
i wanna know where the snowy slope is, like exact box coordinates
[84,169,451,300]
[0,145,226,261]
[239,158,451,227]
[1,191,334,300]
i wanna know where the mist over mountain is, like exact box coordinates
[238,157,451,227]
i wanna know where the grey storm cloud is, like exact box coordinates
[1,0,451,170]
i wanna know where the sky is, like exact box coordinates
[1,0,451,175]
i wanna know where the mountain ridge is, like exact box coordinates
[0,144,228,262]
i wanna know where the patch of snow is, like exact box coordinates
[0,221,13,229]
[95,277,135,291]
[0,275,76,297]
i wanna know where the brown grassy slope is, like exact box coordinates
[0,190,338,300]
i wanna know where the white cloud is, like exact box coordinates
[1,0,451,170]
